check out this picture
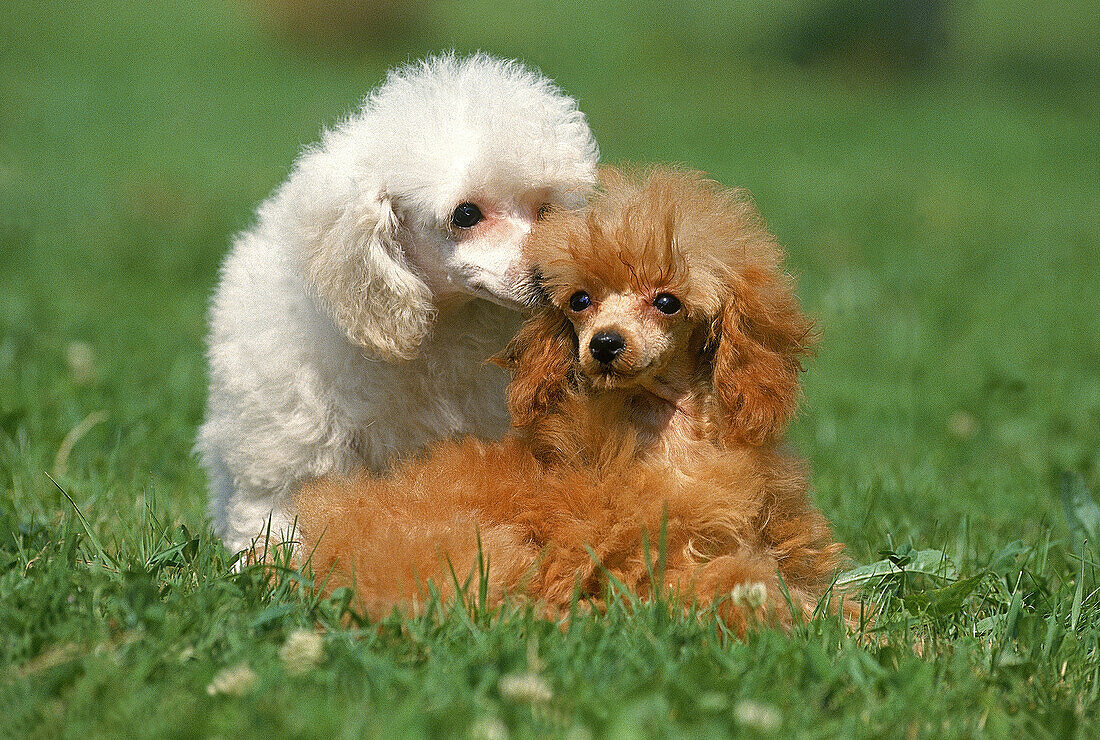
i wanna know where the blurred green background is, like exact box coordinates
[2,2,1100,735]
[1,0,1098,558]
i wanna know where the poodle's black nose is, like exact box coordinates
[590,331,625,364]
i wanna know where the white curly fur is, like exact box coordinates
[197,54,599,555]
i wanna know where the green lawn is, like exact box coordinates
[2,0,1099,736]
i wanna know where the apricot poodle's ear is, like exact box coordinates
[709,266,816,445]
[489,307,577,428]
[304,192,435,361]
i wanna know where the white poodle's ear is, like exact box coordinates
[303,193,435,361]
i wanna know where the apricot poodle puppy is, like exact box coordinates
[295,166,846,633]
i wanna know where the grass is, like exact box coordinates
[2,0,1099,735]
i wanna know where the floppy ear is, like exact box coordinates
[710,265,816,446]
[489,306,577,428]
[303,193,435,361]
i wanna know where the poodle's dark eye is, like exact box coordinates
[451,202,483,229]
[535,203,554,221]
[653,293,682,315]
[569,291,591,312]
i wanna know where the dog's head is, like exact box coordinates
[495,166,815,447]
[295,54,598,361]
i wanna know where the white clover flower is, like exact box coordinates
[731,581,768,611]
[206,662,257,696]
[470,716,509,740]
[279,628,325,674]
[65,341,96,385]
[947,411,978,439]
[498,672,553,704]
[734,699,781,732]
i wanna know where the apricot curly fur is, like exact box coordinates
[294,166,851,633]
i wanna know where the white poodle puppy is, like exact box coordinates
[197,54,599,556]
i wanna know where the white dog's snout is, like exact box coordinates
[449,222,534,308]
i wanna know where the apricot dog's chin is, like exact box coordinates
[581,362,654,390]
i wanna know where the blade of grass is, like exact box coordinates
[45,471,119,572]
